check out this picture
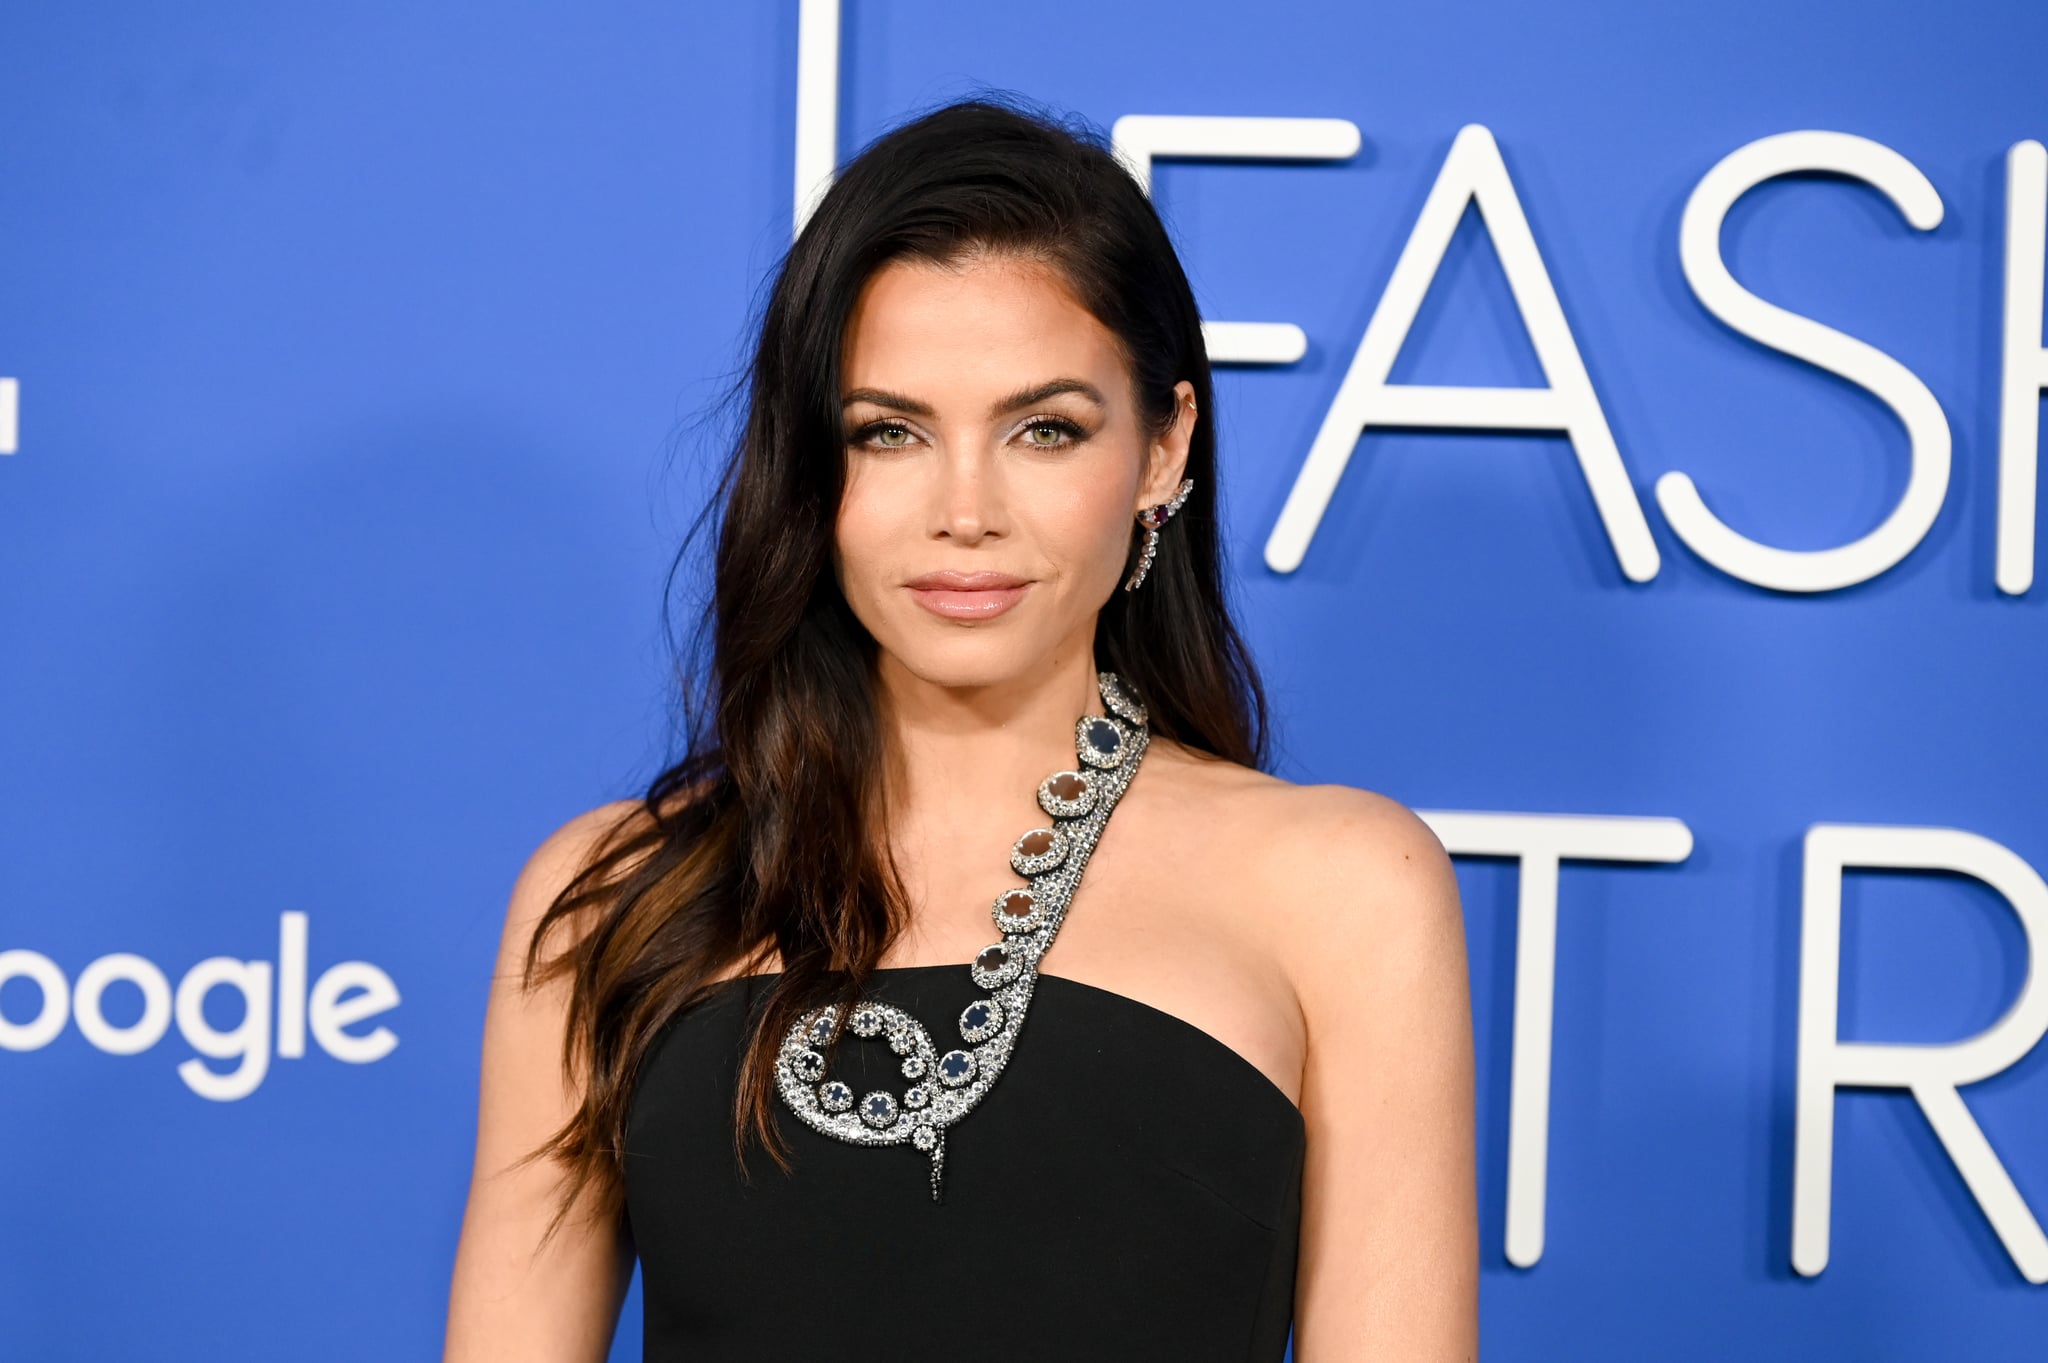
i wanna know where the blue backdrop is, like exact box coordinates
[2,2,2044,1358]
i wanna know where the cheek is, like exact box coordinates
[1022,463,1138,577]
[832,465,902,584]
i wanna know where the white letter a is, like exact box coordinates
[1264,124,1658,582]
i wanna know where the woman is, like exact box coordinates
[446,98,1477,1362]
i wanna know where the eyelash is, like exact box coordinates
[846,415,1089,451]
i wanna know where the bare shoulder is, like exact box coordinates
[513,799,648,894]
[1135,740,1461,990]
[1265,781,1462,996]
[497,798,653,975]
[1262,782,1456,916]
[1140,740,1453,906]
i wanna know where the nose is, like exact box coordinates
[930,441,1004,544]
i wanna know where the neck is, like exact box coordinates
[872,625,1105,822]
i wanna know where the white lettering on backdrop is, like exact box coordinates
[1794,826,2048,1284]
[0,913,400,1101]
[1417,812,1694,1270]
[1262,124,1661,581]
[1662,132,1950,592]
[1110,113,1360,366]
[2002,140,2048,595]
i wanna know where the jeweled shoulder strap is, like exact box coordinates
[773,670,1151,1201]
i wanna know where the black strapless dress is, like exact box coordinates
[623,962,1305,1361]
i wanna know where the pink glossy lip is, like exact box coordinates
[904,570,1032,621]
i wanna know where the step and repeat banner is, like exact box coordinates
[3,3,2044,1359]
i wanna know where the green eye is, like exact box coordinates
[1024,418,1081,448]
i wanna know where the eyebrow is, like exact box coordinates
[840,378,1108,419]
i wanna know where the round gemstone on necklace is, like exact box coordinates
[911,1123,938,1151]
[791,1048,825,1081]
[887,1026,917,1056]
[849,1006,884,1038]
[1010,826,1068,875]
[904,1084,930,1109]
[806,1012,836,1045]
[858,1090,899,1128]
[971,941,1023,988]
[1077,716,1125,768]
[900,1054,926,1080]
[817,1079,853,1112]
[991,887,1043,934]
[959,998,1003,1043]
[1036,769,1094,819]
[937,1049,978,1087]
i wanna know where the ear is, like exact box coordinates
[1135,380,1198,513]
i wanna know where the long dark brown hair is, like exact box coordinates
[521,95,1268,1236]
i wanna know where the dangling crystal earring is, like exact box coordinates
[1123,477,1195,591]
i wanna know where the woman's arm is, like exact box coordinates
[1280,788,1479,1361]
[445,803,642,1363]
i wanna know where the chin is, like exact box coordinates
[878,622,1054,692]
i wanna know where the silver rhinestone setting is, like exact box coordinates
[1075,715,1129,769]
[1036,769,1096,819]
[958,998,1004,1043]
[990,887,1048,935]
[1008,826,1069,877]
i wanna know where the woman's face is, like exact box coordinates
[833,250,1195,693]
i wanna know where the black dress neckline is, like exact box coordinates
[703,962,1304,1129]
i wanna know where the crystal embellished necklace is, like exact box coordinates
[773,669,1151,1202]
